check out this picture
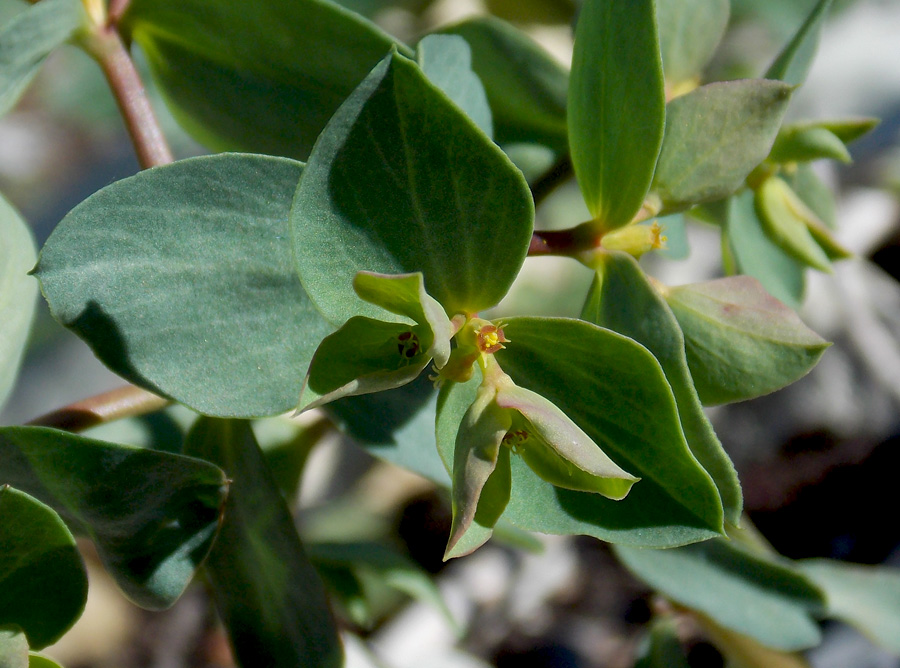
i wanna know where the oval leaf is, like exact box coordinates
[725,190,806,309]
[582,251,742,525]
[0,487,87,649]
[0,0,84,116]
[437,16,569,152]
[615,539,826,651]
[764,0,832,86]
[665,275,830,405]
[416,34,492,138]
[568,0,665,227]
[183,418,343,668]
[0,426,227,610]
[438,318,724,548]
[652,79,793,213]
[0,192,37,410]
[122,0,406,159]
[291,51,534,323]
[35,154,332,418]
[799,559,900,654]
[656,0,730,86]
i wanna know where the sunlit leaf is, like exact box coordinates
[292,51,533,323]
[35,154,332,417]
[568,0,665,227]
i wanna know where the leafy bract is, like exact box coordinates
[0,426,226,610]
[665,275,830,405]
[122,0,406,159]
[437,16,568,152]
[582,251,742,525]
[438,317,724,548]
[765,0,832,86]
[184,418,342,668]
[0,487,87,649]
[568,0,665,228]
[292,51,533,323]
[615,540,826,651]
[799,560,900,653]
[0,193,37,410]
[416,34,492,138]
[35,154,332,418]
[725,190,805,309]
[0,0,84,117]
[656,0,729,86]
[651,80,792,213]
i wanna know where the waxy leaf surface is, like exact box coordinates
[616,539,826,650]
[799,560,900,653]
[656,0,729,85]
[568,0,665,228]
[292,51,533,323]
[666,275,829,405]
[417,34,492,138]
[438,16,568,152]
[438,318,724,547]
[0,193,37,410]
[582,252,742,525]
[0,487,86,649]
[123,0,405,159]
[184,418,342,668]
[765,0,832,86]
[35,154,332,417]
[652,80,792,212]
[0,0,83,116]
[0,426,226,610]
[725,190,805,309]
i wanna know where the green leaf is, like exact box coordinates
[0,488,86,650]
[568,0,665,227]
[652,80,793,213]
[291,51,534,323]
[725,190,806,309]
[665,275,830,405]
[768,124,851,164]
[0,192,37,410]
[34,154,332,418]
[184,418,342,668]
[0,0,84,116]
[416,34,492,138]
[122,0,407,159]
[634,619,691,668]
[811,117,879,145]
[798,560,900,654]
[0,426,226,610]
[438,318,724,548]
[656,0,730,86]
[754,175,833,272]
[615,539,826,651]
[764,0,832,86]
[437,16,569,152]
[27,655,63,668]
[787,164,836,228]
[582,252,742,525]
[0,627,27,668]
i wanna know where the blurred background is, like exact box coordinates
[2,0,900,666]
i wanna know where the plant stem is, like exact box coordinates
[528,221,598,257]
[107,0,132,24]
[26,385,170,433]
[81,22,173,168]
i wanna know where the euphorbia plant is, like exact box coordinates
[1,0,898,666]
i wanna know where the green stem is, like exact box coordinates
[80,21,173,169]
[26,385,170,433]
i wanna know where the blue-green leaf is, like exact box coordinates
[764,0,832,86]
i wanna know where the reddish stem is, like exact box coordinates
[26,385,170,433]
